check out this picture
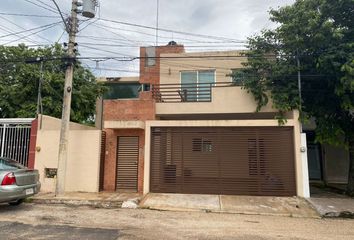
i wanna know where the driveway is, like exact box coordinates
[0,203,354,240]
[140,193,319,217]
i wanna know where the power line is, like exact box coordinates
[0,16,53,43]
[3,22,61,45]
[89,22,142,45]
[79,21,238,44]
[79,44,136,58]
[79,18,99,32]
[77,42,247,48]
[0,21,62,39]
[34,0,65,13]
[1,51,333,64]
[0,23,42,45]
[96,18,246,43]
[0,12,60,18]
[81,19,213,43]
[23,0,60,15]
[50,0,70,33]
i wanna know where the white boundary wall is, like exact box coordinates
[34,115,101,192]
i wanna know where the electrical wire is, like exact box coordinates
[0,12,60,18]
[3,22,61,45]
[50,0,70,33]
[97,18,246,43]
[79,44,136,58]
[89,22,143,45]
[79,18,99,32]
[23,0,60,15]
[34,0,66,14]
[0,21,62,39]
[76,42,247,49]
[0,16,53,43]
[88,21,246,44]
[0,24,42,45]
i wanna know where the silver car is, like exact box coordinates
[0,157,41,206]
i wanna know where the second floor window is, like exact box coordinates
[103,83,141,100]
[180,70,215,102]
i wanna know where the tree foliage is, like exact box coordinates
[238,0,353,145]
[236,0,354,194]
[0,44,105,123]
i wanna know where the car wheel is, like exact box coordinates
[8,199,24,206]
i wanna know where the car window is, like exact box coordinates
[0,158,25,170]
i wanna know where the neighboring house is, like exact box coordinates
[97,41,309,197]
[304,124,350,187]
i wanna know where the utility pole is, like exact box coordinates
[36,60,43,116]
[296,50,303,133]
[55,0,79,196]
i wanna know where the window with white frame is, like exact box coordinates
[180,70,215,102]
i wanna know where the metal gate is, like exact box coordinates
[150,127,296,196]
[116,136,139,191]
[0,119,33,167]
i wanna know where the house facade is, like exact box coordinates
[98,42,309,197]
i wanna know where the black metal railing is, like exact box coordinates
[152,82,235,103]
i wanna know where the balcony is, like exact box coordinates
[152,82,276,118]
[152,82,234,103]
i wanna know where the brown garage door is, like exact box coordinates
[150,127,296,196]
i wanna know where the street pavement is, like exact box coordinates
[0,221,119,240]
[0,203,354,240]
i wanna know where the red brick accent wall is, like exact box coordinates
[102,44,185,193]
[103,92,155,121]
[27,118,38,169]
[140,45,185,85]
[103,129,145,193]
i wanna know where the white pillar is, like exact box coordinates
[301,133,310,198]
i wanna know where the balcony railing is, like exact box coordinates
[152,82,236,103]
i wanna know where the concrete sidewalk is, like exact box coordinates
[140,193,320,218]
[307,186,354,218]
[31,192,141,209]
[307,197,354,218]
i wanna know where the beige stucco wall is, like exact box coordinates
[143,112,308,197]
[38,115,97,131]
[34,116,101,193]
[157,50,278,115]
[156,86,275,115]
[160,50,246,84]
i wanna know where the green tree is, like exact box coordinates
[0,44,105,123]
[236,0,354,195]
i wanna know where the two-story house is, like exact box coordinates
[98,41,309,197]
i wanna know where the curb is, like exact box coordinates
[305,198,354,219]
[30,198,123,209]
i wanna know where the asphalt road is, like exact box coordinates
[0,203,354,240]
[0,221,119,240]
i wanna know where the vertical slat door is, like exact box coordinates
[116,136,139,191]
[150,127,296,196]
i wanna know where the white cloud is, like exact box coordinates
[1,0,295,76]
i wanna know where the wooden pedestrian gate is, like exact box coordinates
[116,136,139,191]
[150,127,296,196]
[0,119,33,167]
